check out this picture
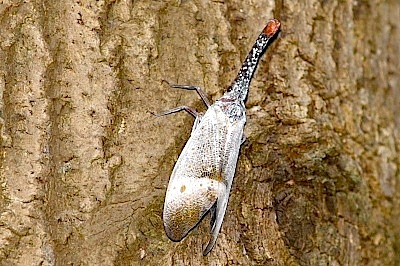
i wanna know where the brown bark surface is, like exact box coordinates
[0,0,399,265]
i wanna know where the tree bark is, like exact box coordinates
[0,0,399,265]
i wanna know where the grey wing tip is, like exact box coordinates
[202,201,225,256]
[203,204,218,255]
[203,190,230,255]
[203,234,218,256]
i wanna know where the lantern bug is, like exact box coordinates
[158,19,281,255]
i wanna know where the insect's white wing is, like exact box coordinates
[163,104,245,244]
[203,102,246,255]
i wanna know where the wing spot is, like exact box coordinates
[180,185,186,193]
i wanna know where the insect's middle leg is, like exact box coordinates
[155,105,203,131]
[155,105,199,118]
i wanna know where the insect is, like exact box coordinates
[159,19,281,255]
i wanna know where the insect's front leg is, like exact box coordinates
[163,80,212,108]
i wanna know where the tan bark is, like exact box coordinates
[0,0,399,265]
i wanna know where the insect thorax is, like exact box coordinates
[216,92,246,122]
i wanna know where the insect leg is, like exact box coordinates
[168,84,212,108]
[155,105,199,118]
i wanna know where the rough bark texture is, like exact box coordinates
[0,0,399,265]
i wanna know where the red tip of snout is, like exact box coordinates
[263,19,281,37]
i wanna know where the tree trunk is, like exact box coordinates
[0,0,399,265]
